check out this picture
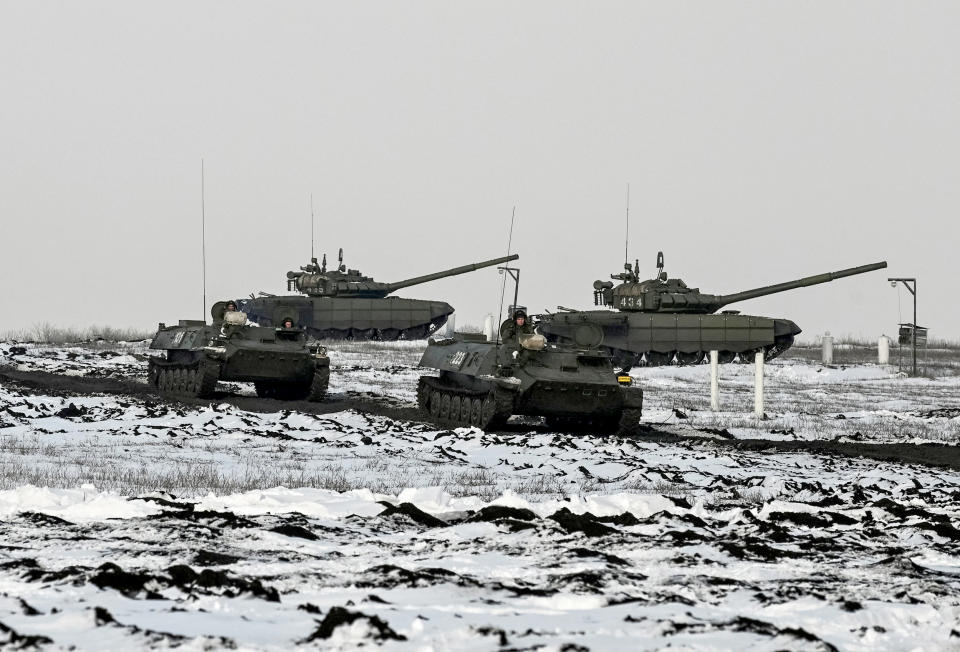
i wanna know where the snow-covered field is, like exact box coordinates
[1,340,959,650]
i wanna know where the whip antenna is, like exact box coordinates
[495,206,516,345]
[310,193,315,260]
[624,182,630,266]
[201,158,207,321]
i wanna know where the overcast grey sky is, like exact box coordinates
[1,1,957,340]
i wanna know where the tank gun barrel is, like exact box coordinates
[716,261,888,307]
[383,254,520,292]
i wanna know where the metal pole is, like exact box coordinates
[912,283,917,377]
[710,350,719,411]
[888,277,918,377]
[754,350,764,418]
[512,269,520,318]
[201,158,206,322]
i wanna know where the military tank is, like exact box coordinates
[147,301,330,401]
[416,324,644,434]
[239,250,519,340]
[537,254,887,368]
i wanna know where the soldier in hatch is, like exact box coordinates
[498,309,535,373]
[501,309,533,343]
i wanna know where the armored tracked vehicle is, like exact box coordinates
[148,301,330,401]
[538,254,887,368]
[417,325,643,434]
[239,250,519,340]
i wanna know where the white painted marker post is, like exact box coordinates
[822,331,833,365]
[710,350,719,411]
[754,350,764,418]
[878,335,890,365]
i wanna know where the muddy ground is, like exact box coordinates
[3,365,959,472]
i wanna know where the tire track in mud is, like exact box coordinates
[3,366,959,471]
[0,367,423,424]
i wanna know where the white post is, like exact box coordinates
[483,314,495,342]
[878,335,890,365]
[710,350,719,411]
[754,350,764,418]
[822,331,833,365]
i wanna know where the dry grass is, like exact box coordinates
[2,323,153,344]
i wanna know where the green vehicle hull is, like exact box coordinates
[538,311,800,366]
[417,333,643,433]
[239,296,452,341]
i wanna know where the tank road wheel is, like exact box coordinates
[644,351,673,367]
[479,394,497,429]
[738,349,760,363]
[401,325,430,340]
[469,398,483,427]
[618,409,644,436]
[676,351,705,366]
[439,394,452,421]
[449,396,462,424]
[717,351,737,364]
[379,328,402,341]
[416,379,431,411]
[196,362,220,398]
[459,397,472,425]
[157,368,169,392]
[429,391,443,421]
[183,369,198,395]
[307,365,330,402]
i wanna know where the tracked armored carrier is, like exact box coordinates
[538,254,887,368]
[417,325,643,434]
[239,250,519,341]
[148,301,330,401]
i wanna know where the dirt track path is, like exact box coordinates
[3,366,959,471]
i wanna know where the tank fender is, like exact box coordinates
[477,374,522,392]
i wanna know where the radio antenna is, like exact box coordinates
[624,182,630,267]
[495,206,517,345]
[201,158,207,321]
[310,193,315,261]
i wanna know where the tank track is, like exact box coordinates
[608,335,796,369]
[306,316,447,342]
[617,408,644,436]
[148,357,220,399]
[417,377,513,430]
[254,363,329,402]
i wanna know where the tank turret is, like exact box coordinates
[594,253,887,314]
[286,249,520,298]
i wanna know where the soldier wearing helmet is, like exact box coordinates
[501,309,533,343]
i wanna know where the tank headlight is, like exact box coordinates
[617,375,632,386]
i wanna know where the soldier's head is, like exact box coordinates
[225,301,237,312]
[282,317,294,328]
[513,309,527,326]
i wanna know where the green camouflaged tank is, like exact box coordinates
[148,301,330,401]
[240,249,518,340]
[538,254,886,369]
